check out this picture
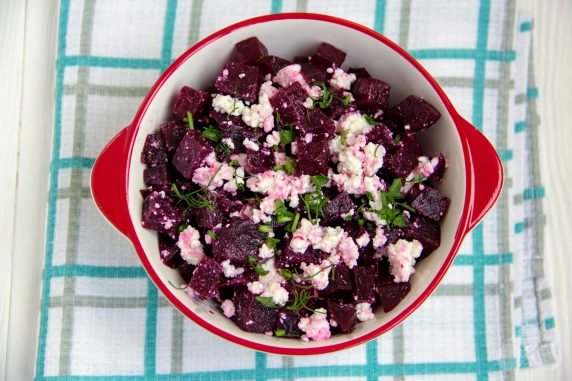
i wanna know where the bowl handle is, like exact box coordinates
[460,117,504,231]
[90,127,132,237]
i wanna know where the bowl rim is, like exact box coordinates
[97,12,482,355]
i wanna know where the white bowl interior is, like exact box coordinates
[127,18,466,350]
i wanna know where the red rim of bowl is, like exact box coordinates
[119,13,475,355]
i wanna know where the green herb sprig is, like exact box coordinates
[367,178,414,229]
[301,174,330,224]
[273,157,297,175]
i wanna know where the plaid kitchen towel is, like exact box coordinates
[35,0,559,379]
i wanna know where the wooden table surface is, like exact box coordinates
[1,1,570,379]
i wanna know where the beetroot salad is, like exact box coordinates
[140,37,450,341]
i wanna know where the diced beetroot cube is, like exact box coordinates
[352,265,377,303]
[411,186,450,222]
[388,95,441,133]
[327,88,355,120]
[366,123,398,152]
[277,244,329,269]
[384,227,405,246]
[172,86,210,118]
[275,310,304,337]
[352,78,391,114]
[233,288,278,333]
[178,263,196,283]
[300,62,328,83]
[428,154,447,182]
[357,245,377,266]
[214,189,243,215]
[212,219,266,265]
[140,185,172,199]
[318,265,352,298]
[141,133,168,166]
[141,190,183,238]
[219,270,257,289]
[327,300,357,334]
[323,192,355,222]
[342,221,367,241]
[160,121,188,152]
[310,42,346,68]
[143,164,171,186]
[210,111,260,153]
[376,275,411,312]
[189,257,222,299]
[385,136,421,178]
[190,194,222,230]
[254,55,291,78]
[296,134,330,176]
[214,62,260,103]
[269,82,307,125]
[246,146,275,174]
[158,234,183,268]
[348,67,371,79]
[404,216,441,259]
[298,108,335,136]
[172,130,214,180]
[233,37,268,64]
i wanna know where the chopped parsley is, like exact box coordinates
[273,157,297,175]
[279,125,296,145]
[201,125,222,142]
[367,178,414,229]
[312,81,334,109]
[182,111,194,130]
[364,114,380,126]
[255,296,277,308]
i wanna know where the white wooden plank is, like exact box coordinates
[517,0,572,380]
[5,0,58,380]
[0,0,26,380]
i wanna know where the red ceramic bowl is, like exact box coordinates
[91,13,503,355]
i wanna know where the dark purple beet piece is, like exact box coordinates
[428,154,447,182]
[210,111,260,153]
[411,186,450,222]
[385,136,421,178]
[141,133,168,166]
[376,276,411,312]
[388,95,441,133]
[214,189,243,215]
[160,121,187,152]
[298,108,335,136]
[276,310,304,337]
[310,42,346,68]
[269,82,307,125]
[212,219,266,265]
[140,185,171,199]
[296,134,330,176]
[234,37,268,64]
[214,62,260,103]
[190,194,222,230]
[141,190,183,238]
[246,146,275,174]
[178,263,196,284]
[352,78,391,114]
[352,265,377,303]
[158,234,183,268]
[172,86,210,118]
[366,123,398,152]
[404,215,441,259]
[318,265,352,298]
[143,164,171,186]
[385,227,405,246]
[327,300,357,334]
[327,88,355,120]
[172,130,214,180]
[254,55,291,78]
[233,288,278,333]
[189,257,223,299]
[300,62,328,83]
[348,67,371,79]
[277,244,329,268]
[323,192,355,221]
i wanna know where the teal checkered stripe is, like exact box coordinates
[36,0,553,380]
